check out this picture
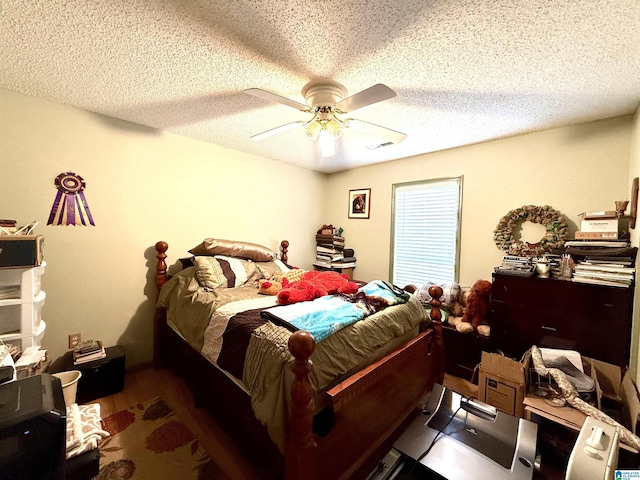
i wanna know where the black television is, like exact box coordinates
[0,374,66,480]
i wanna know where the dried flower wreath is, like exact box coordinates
[493,205,567,256]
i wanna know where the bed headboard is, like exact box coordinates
[154,239,289,291]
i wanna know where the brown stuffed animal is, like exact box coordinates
[452,279,492,335]
[258,268,307,295]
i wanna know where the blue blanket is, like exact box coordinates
[261,280,409,342]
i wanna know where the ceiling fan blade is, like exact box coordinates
[345,118,407,144]
[244,88,309,111]
[335,84,396,113]
[250,121,305,140]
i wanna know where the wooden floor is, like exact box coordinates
[95,367,258,480]
[94,367,478,480]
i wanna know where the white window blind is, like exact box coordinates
[391,177,462,287]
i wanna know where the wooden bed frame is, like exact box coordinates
[153,240,445,480]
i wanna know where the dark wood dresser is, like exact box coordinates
[489,273,634,369]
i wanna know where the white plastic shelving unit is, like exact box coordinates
[0,262,46,351]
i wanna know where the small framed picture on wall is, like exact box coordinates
[348,188,371,219]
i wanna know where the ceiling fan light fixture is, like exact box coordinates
[305,121,321,140]
[246,81,406,157]
[318,128,335,157]
[326,114,344,138]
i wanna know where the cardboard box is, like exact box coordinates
[523,354,601,431]
[581,211,617,220]
[575,230,619,240]
[0,236,44,269]
[580,218,620,233]
[478,351,526,417]
[591,357,640,436]
[524,353,640,440]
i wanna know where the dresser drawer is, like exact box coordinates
[490,274,633,368]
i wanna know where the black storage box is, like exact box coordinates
[50,345,126,403]
[0,235,44,268]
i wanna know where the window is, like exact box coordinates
[391,177,462,287]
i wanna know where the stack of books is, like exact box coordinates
[73,340,106,364]
[332,248,356,269]
[314,232,345,269]
[572,257,635,287]
[0,219,17,235]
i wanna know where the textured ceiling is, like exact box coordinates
[2,1,640,173]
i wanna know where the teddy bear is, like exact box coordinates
[276,270,359,305]
[258,278,284,295]
[448,279,492,336]
[258,268,307,295]
[317,224,335,234]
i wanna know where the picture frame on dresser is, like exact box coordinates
[348,188,371,219]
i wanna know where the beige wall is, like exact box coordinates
[1,86,637,374]
[326,116,633,288]
[0,88,326,367]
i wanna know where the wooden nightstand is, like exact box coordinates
[313,265,355,280]
[442,324,490,382]
[49,345,126,403]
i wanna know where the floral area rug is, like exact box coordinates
[97,397,229,480]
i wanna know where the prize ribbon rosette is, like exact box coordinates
[47,172,95,226]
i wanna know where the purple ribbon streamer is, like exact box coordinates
[47,190,63,225]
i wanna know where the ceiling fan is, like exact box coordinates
[244,80,407,157]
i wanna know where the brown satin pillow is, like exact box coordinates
[189,238,276,262]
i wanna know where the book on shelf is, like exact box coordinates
[73,339,102,355]
[316,252,343,261]
[73,340,105,364]
[74,347,106,364]
[580,211,617,220]
[0,219,17,234]
[574,263,635,274]
[564,240,630,247]
[571,276,632,288]
[316,245,343,254]
[582,257,635,266]
[315,234,345,242]
[572,270,633,282]
[332,262,356,268]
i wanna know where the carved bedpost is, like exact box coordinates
[287,330,316,447]
[155,241,169,290]
[280,239,289,264]
[286,330,316,479]
[427,285,445,384]
[153,241,169,369]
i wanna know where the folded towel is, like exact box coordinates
[65,402,110,459]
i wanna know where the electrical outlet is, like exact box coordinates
[68,333,81,349]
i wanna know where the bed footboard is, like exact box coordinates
[285,288,445,480]
[153,241,445,480]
